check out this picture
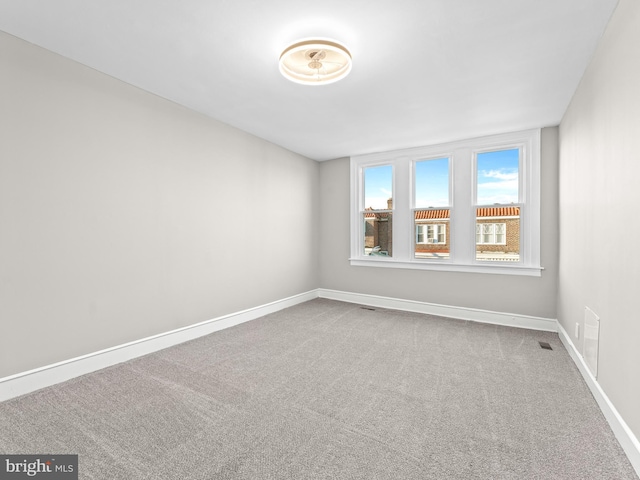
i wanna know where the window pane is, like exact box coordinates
[415,158,449,208]
[476,207,520,262]
[364,165,393,210]
[495,224,506,244]
[363,212,393,257]
[414,209,449,259]
[477,149,519,205]
[482,224,493,243]
[426,225,435,240]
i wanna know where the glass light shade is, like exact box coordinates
[279,39,352,85]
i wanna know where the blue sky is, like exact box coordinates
[364,165,393,209]
[415,157,449,207]
[476,148,519,205]
[364,148,519,209]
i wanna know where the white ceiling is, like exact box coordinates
[0,0,619,161]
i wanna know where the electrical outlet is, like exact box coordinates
[575,323,580,339]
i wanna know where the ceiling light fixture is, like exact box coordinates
[279,39,352,85]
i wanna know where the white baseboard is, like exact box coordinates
[3,287,637,477]
[318,288,557,332]
[0,290,318,403]
[557,323,640,477]
[0,289,555,404]
[321,289,639,475]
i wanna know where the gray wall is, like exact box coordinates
[319,127,559,320]
[2,0,636,446]
[0,32,320,378]
[558,0,640,441]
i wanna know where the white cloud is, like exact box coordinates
[479,170,518,181]
[477,169,518,204]
[478,179,518,190]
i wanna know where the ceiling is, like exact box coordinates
[0,0,619,161]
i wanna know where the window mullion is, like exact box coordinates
[451,147,474,263]
[393,159,411,261]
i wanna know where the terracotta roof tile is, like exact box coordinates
[476,206,520,217]
[366,206,520,220]
[414,209,450,219]
[413,207,520,220]
[364,207,390,218]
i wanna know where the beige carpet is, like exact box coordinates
[0,299,637,479]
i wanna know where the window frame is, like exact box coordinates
[349,129,541,276]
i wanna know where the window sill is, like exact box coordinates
[349,257,543,276]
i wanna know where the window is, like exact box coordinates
[350,129,541,276]
[414,157,450,260]
[475,148,520,262]
[476,223,506,245]
[362,165,393,256]
[416,224,446,244]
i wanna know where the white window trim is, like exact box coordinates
[350,129,542,276]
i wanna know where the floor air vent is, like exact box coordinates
[360,306,376,311]
[539,341,553,350]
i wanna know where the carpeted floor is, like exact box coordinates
[0,298,637,479]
